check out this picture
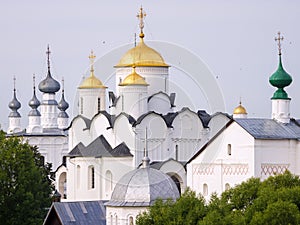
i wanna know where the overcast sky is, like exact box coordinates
[0,1,299,130]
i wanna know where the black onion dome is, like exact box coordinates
[38,70,60,93]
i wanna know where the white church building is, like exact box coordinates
[6,6,300,225]
[187,32,300,199]
[7,46,69,171]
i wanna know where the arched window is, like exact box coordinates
[227,144,232,156]
[225,183,230,191]
[105,170,113,192]
[59,172,67,199]
[77,165,81,189]
[128,216,134,225]
[110,215,113,225]
[80,97,83,114]
[88,166,95,189]
[203,183,208,196]
[115,215,118,225]
[170,175,181,195]
[98,97,101,112]
[175,144,178,160]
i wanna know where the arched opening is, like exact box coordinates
[225,183,230,190]
[203,183,208,196]
[227,144,232,156]
[167,173,182,195]
[98,97,101,113]
[128,216,134,225]
[77,165,81,189]
[58,172,67,199]
[80,97,83,114]
[88,166,95,189]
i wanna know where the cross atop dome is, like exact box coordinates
[137,6,146,38]
[275,31,284,55]
[13,75,16,91]
[46,44,51,71]
[89,50,96,74]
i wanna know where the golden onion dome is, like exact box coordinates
[119,67,148,86]
[233,102,247,114]
[79,73,107,89]
[79,50,107,89]
[115,38,169,67]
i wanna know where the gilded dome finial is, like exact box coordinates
[137,6,146,38]
[275,31,284,56]
[89,50,96,76]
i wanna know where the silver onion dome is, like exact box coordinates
[38,45,60,93]
[58,92,69,112]
[8,78,21,117]
[28,75,41,116]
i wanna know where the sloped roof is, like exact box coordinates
[68,142,85,156]
[187,118,300,165]
[148,91,176,107]
[235,118,300,140]
[133,111,169,127]
[68,135,132,158]
[91,110,114,128]
[110,142,133,157]
[67,115,91,130]
[197,110,211,128]
[149,159,186,170]
[43,201,107,225]
[6,128,67,137]
[163,108,211,128]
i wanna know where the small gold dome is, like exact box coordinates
[233,102,247,114]
[79,73,107,89]
[119,67,148,86]
[115,38,169,67]
[79,50,107,89]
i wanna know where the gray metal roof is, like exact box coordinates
[106,167,179,207]
[235,118,300,140]
[147,91,176,107]
[43,200,107,225]
[149,159,186,170]
[68,135,132,158]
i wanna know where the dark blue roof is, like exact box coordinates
[235,118,300,140]
[43,200,107,225]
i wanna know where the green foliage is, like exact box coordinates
[136,188,206,225]
[137,171,300,225]
[0,132,52,225]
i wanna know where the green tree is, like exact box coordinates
[136,188,206,225]
[0,132,52,225]
[137,171,300,225]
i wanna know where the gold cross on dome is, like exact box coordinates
[275,31,284,55]
[89,50,96,64]
[137,7,146,35]
[89,50,96,74]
